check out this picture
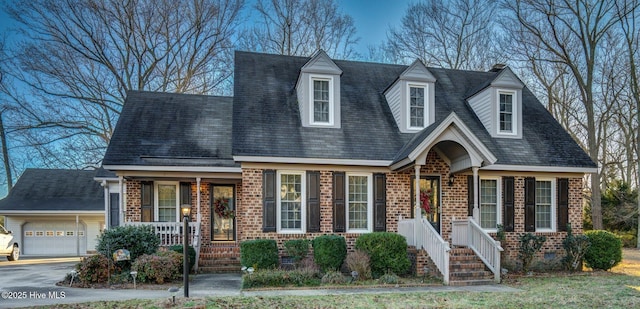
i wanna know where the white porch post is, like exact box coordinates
[415,165,422,219]
[472,166,479,222]
[102,180,109,228]
[196,177,202,223]
[118,176,125,224]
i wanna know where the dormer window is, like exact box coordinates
[383,59,435,133]
[409,84,427,129]
[311,76,333,125]
[497,90,517,135]
[296,50,341,128]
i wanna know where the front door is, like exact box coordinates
[211,185,235,241]
[413,176,441,233]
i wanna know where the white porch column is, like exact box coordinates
[472,166,479,222]
[102,180,109,228]
[414,165,422,219]
[118,176,125,224]
[196,177,202,223]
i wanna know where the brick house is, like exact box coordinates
[101,51,596,284]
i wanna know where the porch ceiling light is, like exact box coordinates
[181,205,191,218]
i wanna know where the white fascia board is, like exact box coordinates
[481,164,598,174]
[233,156,392,167]
[102,165,242,173]
[390,158,413,171]
[0,211,104,215]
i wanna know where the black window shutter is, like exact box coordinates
[307,171,321,233]
[503,177,515,232]
[524,177,536,232]
[180,182,192,206]
[263,170,277,232]
[333,172,346,233]
[557,178,569,232]
[373,173,386,232]
[141,181,154,222]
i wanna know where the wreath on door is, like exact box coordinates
[420,189,432,215]
[214,197,234,219]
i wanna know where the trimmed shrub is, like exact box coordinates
[241,268,320,288]
[584,230,622,271]
[345,250,372,281]
[321,271,347,284]
[518,233,546,273]
[562,223,591,271]
[169,245,196,272]
[355,232,411,278]
[96,225,160,262]
[240,239,278,270]
[379,273,399,284]
[284,239,310,266]
[312,235,347,272]
[76,254,119,284]
[132,251,182,284]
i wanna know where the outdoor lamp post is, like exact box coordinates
[181,205,191,298]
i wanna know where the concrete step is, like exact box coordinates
[449,279,496,286]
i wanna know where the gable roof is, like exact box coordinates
[103,91,237,170]
[232,51,595,170]
[0,169,103,212]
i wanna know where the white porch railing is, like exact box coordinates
[126,222,200,247]
[398,216,451,285]
[451,218,503,283]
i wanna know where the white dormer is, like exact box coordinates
[384,59,436,133]
[467,66,524,139]
[296,50,342,128]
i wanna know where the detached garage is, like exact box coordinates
[0,169,105,256]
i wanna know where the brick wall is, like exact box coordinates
[499,177,584,262]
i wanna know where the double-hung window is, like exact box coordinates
[311,76,334,125]
[408,84,427,130]
[346,173,373,233]
[535,180,553,230]
[156,182,179,222]
[498,91,514,134]
[480,178,500,230]
[277,171,305,233]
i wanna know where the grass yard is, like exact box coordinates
[29,249,640,308]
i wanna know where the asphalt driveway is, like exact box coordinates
[0,257,242,308]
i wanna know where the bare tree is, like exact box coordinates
[2,0,243,168]
[614,0,640,246]
[503,0,636,229]
[386,0,505,69]
[238,0,358,58]
[0,39,13,192]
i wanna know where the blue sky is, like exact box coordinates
[338,0,411,54]
[0,1,411,56]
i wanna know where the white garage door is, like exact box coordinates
[23,222,87,255]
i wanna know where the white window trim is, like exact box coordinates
[276,170,306,234]
[480,177,501,232]
[406,82,428,131]
[535,178,556,232]
[496,89,518,136]
[309,75,335,126]
[346,172,373,233]
[154,181,180,222]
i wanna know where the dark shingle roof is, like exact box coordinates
[232,51,595,168]
[103,91,236,167]
[0,169,103,211]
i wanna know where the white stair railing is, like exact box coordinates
[451,218,503,283]
[398,216,451,285]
